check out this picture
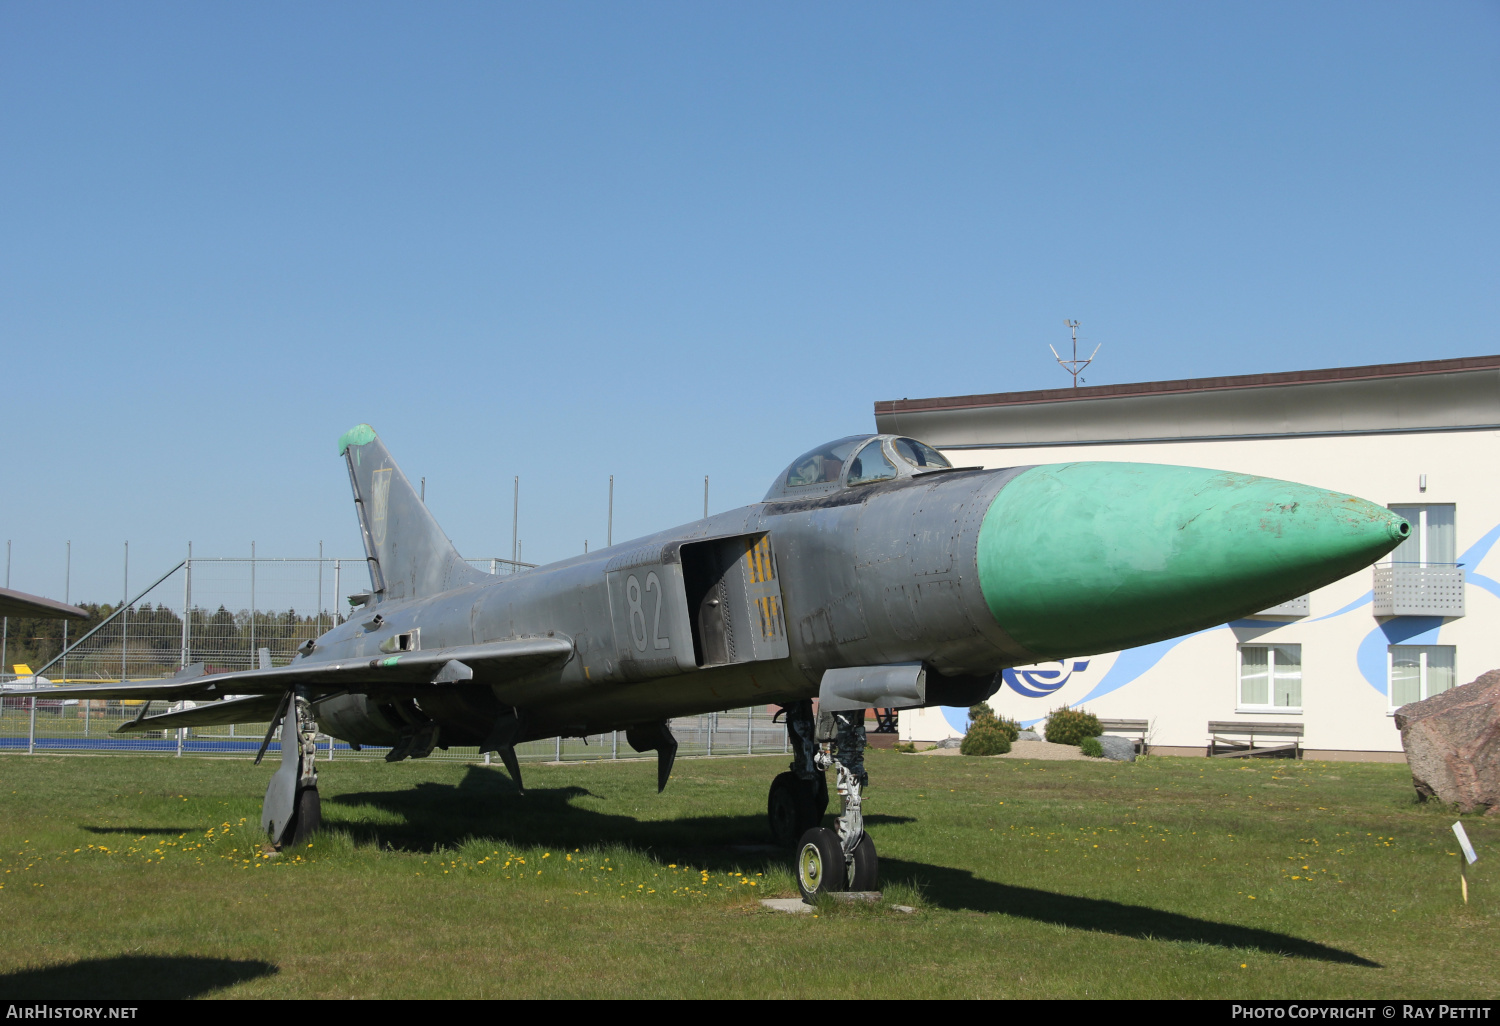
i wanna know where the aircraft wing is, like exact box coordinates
[0,587,87,620]
[113,694,286,733]
[8,636,575,702]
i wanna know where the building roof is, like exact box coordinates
[874,354,1500,449]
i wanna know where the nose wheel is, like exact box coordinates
[795,827,878,899]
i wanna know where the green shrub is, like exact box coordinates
[960,724,1012,756]
[1079,736,1105,758]
[968,703,1020,743]
[1044,706,1103,746]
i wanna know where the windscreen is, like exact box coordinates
[782,436,870,490]
[892,437,952,470]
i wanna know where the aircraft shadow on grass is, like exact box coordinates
[0,955,277,999]
[877,857,1380,968]
[321,767,1378,968]
[326,764,912,866]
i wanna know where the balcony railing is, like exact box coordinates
[1255,594,1309,617]
[1372,563,1465,617]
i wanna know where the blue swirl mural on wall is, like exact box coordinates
[1002,660,1091,698]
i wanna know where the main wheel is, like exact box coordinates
[287,787,321,847]
[795,827,846,901]
[846,831,878,891]
[768,772,828,847]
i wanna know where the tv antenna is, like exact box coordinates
[1050,319,1099,388]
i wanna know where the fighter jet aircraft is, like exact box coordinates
[15,425,1409,899]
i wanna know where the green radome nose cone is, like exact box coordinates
[977,462,1409,661]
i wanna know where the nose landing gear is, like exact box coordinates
[772,702,878,900]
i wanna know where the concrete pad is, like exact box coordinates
[760,898,812,914]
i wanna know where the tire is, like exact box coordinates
[768,772,829,847]
[846,831,878,891]
[287,787,321,847]
[795,827,846,901]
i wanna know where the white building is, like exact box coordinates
[878,355,1500,761]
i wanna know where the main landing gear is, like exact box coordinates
[260,687,321,849]
[769,701,878,900]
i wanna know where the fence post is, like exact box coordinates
[707,713,714,757]
[748,708,753,755]
[612,730,618,759]
[176,726,183,757]
[181,543,192,669]
[554,736,561,762]
[121,541,129,682]
[28,698,35,755]
[249,542,256,669]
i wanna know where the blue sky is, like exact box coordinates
[3,1,1497,602]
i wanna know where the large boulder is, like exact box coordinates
[1095,735,1137,763]
[1394,669,1500,814]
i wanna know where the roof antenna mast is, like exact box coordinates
[1050,319,1100,388]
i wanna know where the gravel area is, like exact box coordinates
[918,739,1108,761]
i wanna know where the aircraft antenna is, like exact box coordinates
[1049,319,1100,388]
[608,475,614,547]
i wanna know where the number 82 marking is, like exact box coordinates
[626,572,670,652]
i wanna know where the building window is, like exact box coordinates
[1388,505,1456,566]
[1239,644,1302,711]
[1389,645,1455,708]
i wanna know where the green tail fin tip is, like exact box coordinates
[338,424,377,456]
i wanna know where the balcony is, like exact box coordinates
[1372,564,1465,618]
[1254,594,1309,617]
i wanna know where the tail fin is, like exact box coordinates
[338,425,487,602]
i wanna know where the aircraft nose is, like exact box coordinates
[976,462,1409,661]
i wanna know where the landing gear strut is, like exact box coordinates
[780,704,878,901]
[260,687,321,849]
[768,701,829,847]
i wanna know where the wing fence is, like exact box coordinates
[0,554,792,762]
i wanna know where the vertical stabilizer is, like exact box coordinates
[338,425,487,602]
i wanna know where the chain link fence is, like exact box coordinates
[0,554,792,762]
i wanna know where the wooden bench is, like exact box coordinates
[1207,720,1303,759]
[1098,718,1150,754]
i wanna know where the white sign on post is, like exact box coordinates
[1453,821,1478,865]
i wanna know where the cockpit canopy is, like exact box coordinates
[763,434,954,501]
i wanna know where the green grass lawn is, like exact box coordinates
[0,749,1493,999]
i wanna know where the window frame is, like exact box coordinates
[1236,642,1304,715]
[1386,503,1456,567]
[1386,644,1457,712]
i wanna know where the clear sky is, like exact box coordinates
[3,1,1497,603]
